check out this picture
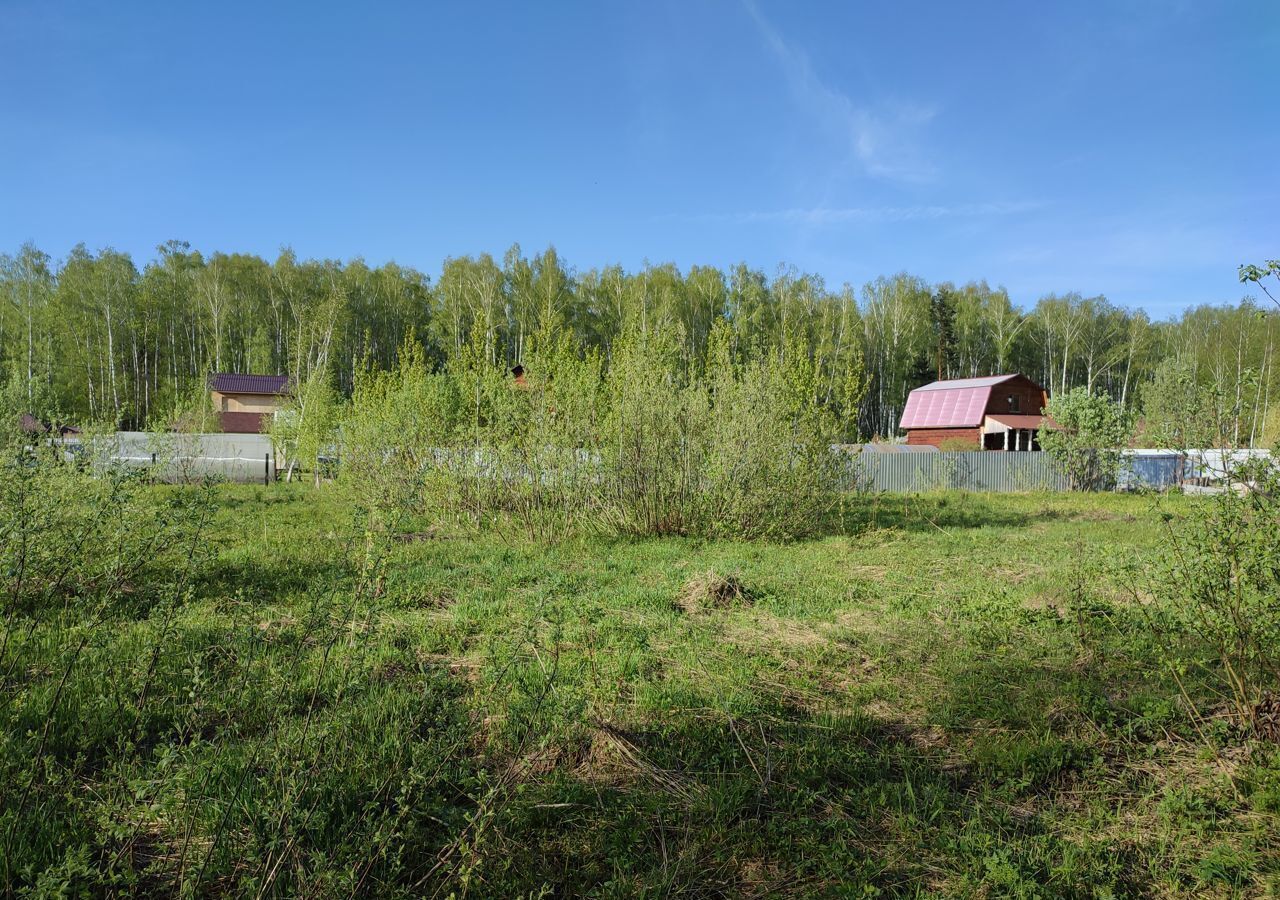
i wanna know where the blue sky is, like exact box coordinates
[1,1,1275,317]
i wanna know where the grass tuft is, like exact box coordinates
[676,570,755,613]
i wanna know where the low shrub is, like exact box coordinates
[1156,451,1280,733]
[937,437,981,452]
[0,395,222,893]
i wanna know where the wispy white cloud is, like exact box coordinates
[743,0,937,183]
[992,213,1270,313]
[1001,217,1263,273]
[668,201,1040,226]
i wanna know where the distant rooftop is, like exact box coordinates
[209,373,290,395]
[19,412,81,436]
[909,374,1021,392]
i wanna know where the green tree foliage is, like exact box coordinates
[928,286,958,381]
[1141,358,1219,451]
[1239,259,1280,310]
[271,369,341,485]
[860,273,932,437]
[1040,388,1133,489]
[148,378,221,434]
[0,241,1277,445]
[337,316,843,541]
[340,337,462,525]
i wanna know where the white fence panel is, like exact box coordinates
[104,432,276,483]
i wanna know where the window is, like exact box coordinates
[1007,394,1020,412]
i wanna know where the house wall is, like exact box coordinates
[905,426,983,448]
[212,391,284,414]
[984,378,1048,417]
[220,411,271,434]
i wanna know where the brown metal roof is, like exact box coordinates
[209,373,290,395]
[19,413,81,436]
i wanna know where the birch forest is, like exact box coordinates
[2,240,1278,444]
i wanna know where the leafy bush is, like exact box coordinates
[338,337,463,536]
[147,377,221,434]
[337,322,847,541]
[1141,358,1220,452]
[689,326,844,539]
[0,400,222,892]
[1041,387,1132,490]
[1153,450,1280,733]
[270,369,341,485]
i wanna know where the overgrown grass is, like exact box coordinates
[3,485,1279,896]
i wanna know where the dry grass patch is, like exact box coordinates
[575,721,706,804]
[676,570,755,614]
[848,563,888,580]
[991,563,1041,585]
[1022,593,1070,617]
[721,611,830,652]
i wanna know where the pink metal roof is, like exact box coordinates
[899,374,1021,429]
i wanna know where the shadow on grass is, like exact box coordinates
[190,554,347,603]
[475,695,1150,897]
[458,627,1181,899]
[2,628,1195,898]
[487,708,970,895]
[832,491,1042,535]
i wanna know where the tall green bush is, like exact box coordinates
[338,322,846,541]
[1135,449,1280,737]
[340,338,461,530]
[694,326,843,539]
[270,369,341,485]
[1141,358,1220,452]
[1041,388,1132,490]
[596,326,704,536]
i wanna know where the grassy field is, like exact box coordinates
[4,484,1279,897]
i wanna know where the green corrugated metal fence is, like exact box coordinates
[846,450,1069,492]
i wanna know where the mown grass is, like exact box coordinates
[4,485,1279,897]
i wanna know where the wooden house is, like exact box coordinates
[18,413,81,440]
[899,374,1055,450]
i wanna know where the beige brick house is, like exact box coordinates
[209,373,291,433]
